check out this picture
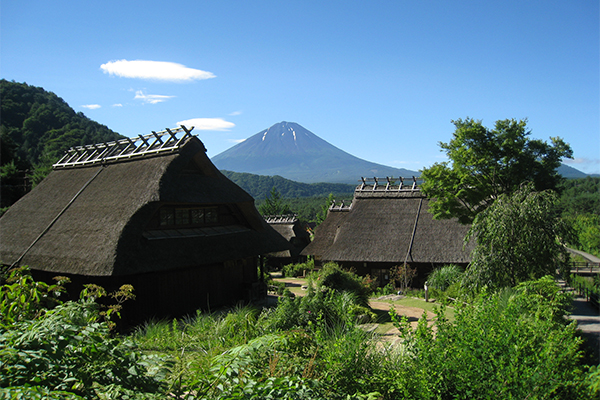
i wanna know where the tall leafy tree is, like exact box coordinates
[421,118,572,224]
[463,184,574,289]
[258,187,291,216]
[316,193,335,224]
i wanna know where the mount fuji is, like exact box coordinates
[211,122,419,184]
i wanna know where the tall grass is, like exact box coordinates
[4,267,597,399]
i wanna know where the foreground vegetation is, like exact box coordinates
[1,265,598,399]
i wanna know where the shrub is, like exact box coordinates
[0,266,67,328]
[197,332,323,399]
[382,276,591,399]
[0,300,170,398]
[282,260,314,277]
[390,264,417,293]
[373,282,397,297]
[570,274,599,297]
[426,264,464,291]
[314,262,372,307]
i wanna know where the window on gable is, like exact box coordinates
[190,209,204,224]
[156,206,224,228]
[175,208,190,225]
[160,208,175,226]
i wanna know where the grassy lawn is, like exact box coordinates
[272,276,310,297]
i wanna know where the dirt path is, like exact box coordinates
[370,300,434,325]
[558,280,600,364]
[272,276,435,340]
[273,276,434,316]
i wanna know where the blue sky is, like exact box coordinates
[2,1,599,174]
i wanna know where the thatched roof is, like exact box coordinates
[264,215,300,240]
[302,180,473,265]
[0,128,291,276]
[264,215,310,259]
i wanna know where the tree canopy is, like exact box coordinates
[464,184,574,289]
[0,79,124,177]
[420,118,573,224]
[258,187,292,216]
[221,170,354,199]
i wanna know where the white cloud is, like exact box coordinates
[81,104,101,110]
[177,118,235,131]
[134,90,174,104]
[228,138,246,144]
[101,59,215,82]
[564,157,593,165]
[112,103,123,107]
[229,110,243,116]
[563,157,600,174]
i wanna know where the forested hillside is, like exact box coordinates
[558,176,600,217]
[222,171,355,222]
[558,176,600,256]
[0,80,124,176]
[221,170,355,199]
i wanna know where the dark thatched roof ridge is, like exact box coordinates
[302,187,473,264]
[0,136,291,276]
[264,215,310,259]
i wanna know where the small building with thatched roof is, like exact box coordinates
[264,215,311,267]
[0,127,291,323]
[301,177,474,287]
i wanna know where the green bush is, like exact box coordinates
[264,289,358,332]
[4,270,595,399]
[0,300,170,398]
[566,213,600,257]
[0,267,67,327]
[314,262,372,307]
[381,276,591,399]
[282,260,314,277]
[570,274,599,296]
[426,264,464,291]
[271,280,287,295]
[373,282,397,297]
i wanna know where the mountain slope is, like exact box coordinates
[0,80,124,171]
[221,170,355,199]
[212,122,419,184]
[557,163,589,179]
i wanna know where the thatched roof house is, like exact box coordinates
[0,127,291,323]
[301,177,474,286]
[264,215,311,267]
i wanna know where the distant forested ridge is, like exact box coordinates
[221,170,355,199]
[558,176,600,217]
[222,170,355,222]
[0,79,124,174]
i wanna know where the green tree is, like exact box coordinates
[0,79,124,188]
[558,176,600,217]
[567,213,600,257]
[316,193,335,224]
[421,118,573,224]
[258,186,291,216]
[464,184,574,289]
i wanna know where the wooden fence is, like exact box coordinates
[570,261,600,275]
[571,279,599,309]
